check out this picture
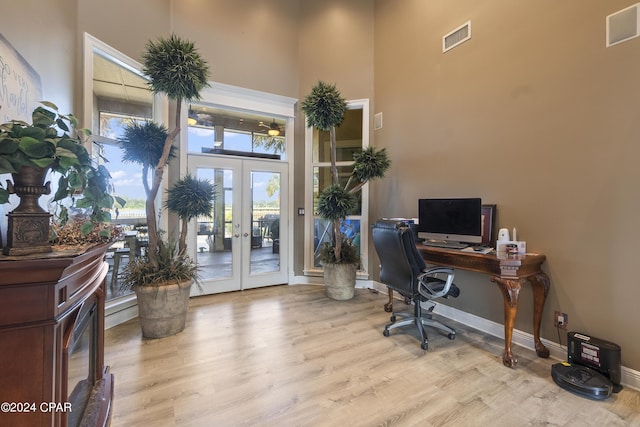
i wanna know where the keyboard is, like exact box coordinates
[422,241,469,250]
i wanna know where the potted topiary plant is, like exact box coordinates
[116,34,210,338]
[120,174,215,339]
[301,81,390,300]
[138,34,209,269]
[165,174,217,256]
[0,102,122,255]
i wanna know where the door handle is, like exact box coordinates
[243,233,249,237]
[234,234,239,238]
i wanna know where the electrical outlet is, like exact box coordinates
[554,310,568,329]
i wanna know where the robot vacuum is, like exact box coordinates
[551,362,612,400]
[551,332,622,400]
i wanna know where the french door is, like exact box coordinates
[188,155,288,295]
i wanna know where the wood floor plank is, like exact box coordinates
[105,285,640,426]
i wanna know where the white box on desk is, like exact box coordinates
[496,240,526,254]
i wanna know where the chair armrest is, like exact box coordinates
[417,267,455,299]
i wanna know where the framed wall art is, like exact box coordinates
[0,32,42,123]
[481,204,496,246]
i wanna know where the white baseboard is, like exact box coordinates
[105,295,138,330]
[291,273,376,287]
[370,281,640,391]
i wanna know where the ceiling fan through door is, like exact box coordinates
[258,119,283,137]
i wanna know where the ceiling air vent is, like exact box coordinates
[607,3,640,47]
[443,21,471,53]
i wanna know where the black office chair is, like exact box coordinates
[371,219,460,350]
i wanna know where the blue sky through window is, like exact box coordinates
[102,143,146,200]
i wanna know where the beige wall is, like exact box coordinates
[298,0,374,99]
[373,0,640,370]
[0,0,77,112]
[170,0,300,98]
[76,0,300,103]
[77,0,171,63]
[2,0,638,372]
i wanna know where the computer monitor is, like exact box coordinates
[417,198,482,245]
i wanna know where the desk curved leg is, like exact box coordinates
[530,272,551,359]
[491,277,523,368]
[384,288,393,312]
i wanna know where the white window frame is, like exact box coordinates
[303,99,370,279]
[83,32,168,328]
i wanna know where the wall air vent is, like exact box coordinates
[607,3,640,47]
[443,21,471,53]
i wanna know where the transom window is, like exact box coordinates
[187,106,286,159]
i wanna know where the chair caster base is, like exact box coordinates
[383,329,390,337]
[421,342,428,350]
[448,332,456,340]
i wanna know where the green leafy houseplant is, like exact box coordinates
[0,102,88,190]
[0,102,122,253]
[301,82,390,265]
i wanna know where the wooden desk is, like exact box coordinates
[416,245,550,368]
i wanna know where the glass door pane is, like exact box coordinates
[242,160,288,289]
[193,157,242,294]
[248,171,281,275]
[196,167,232,279]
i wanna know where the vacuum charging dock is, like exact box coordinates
[552,332,622,400]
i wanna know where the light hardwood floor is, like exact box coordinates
[105,285,640,426]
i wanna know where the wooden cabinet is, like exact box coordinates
[0,244,113,427]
